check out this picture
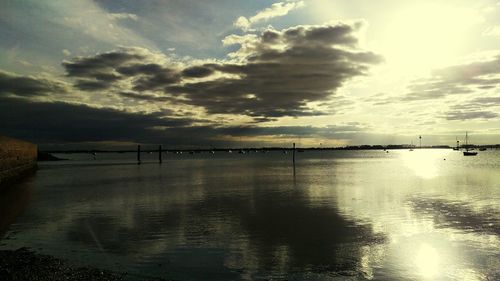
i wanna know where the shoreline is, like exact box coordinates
[0,248,167,281]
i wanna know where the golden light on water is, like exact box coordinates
[414,243,440,279]
[400,149,450,179]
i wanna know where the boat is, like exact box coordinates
[463,132,477,156]
[479,148,487,151]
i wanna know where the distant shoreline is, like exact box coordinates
[41,144,500,154]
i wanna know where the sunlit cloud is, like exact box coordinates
[107,12,139,21]
[61,22,381,121]
[234,1,305,30]
[403,54,500,101]
[1,0,500,146]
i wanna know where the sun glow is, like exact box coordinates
[400,150,449,179]
[415,243,440,279]
[380,3,482,73]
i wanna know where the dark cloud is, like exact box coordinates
[181,66,214,78]
[282,23,360,47]
[63,23,381,119]
[0,70,66,97]
[433,55,500,83]
[441,97,500,121]
[116,63,165,76]
[132,71,181,91]
[364,94,394,106]
[168,23,381,118]
[1,22,382,145]
[444,110,498,121]
[73,79,113,91]
[0,93,367,147]
[261,30,280,43]
[0,96,192,143]
[471,96,500,105]
[63,48,182,92]
[403,55,500,101]
[62,50,144,77]
[403,85,472,101]
[116,63,181,91]
[0,69,368,146]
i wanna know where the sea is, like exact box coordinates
[1,149,499,280]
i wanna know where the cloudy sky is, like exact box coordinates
[1,0,500,148]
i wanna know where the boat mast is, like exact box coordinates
[465,131,468,151]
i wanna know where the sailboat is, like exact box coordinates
[463,132,478,156]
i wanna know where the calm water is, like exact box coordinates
[1,149,499,280]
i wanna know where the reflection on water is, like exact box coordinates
[401,149,445,179]
[1,150,499,280]
[409,197,499,235]
[0,176,34,238]
[414,243,439,279]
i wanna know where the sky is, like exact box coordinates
[1,0,500,149]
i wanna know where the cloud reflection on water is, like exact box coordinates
[61,163,387,279]
[409,197,500,235]
[1,150,499,280]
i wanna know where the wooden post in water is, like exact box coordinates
[137,145,141,165]
[159,145,162,164]
[292,142,296,179]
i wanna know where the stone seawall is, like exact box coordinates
[0,136,37,186]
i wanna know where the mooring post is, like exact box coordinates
[137,144,141,165]
[159,145,162,164]
[293,142,296,165]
